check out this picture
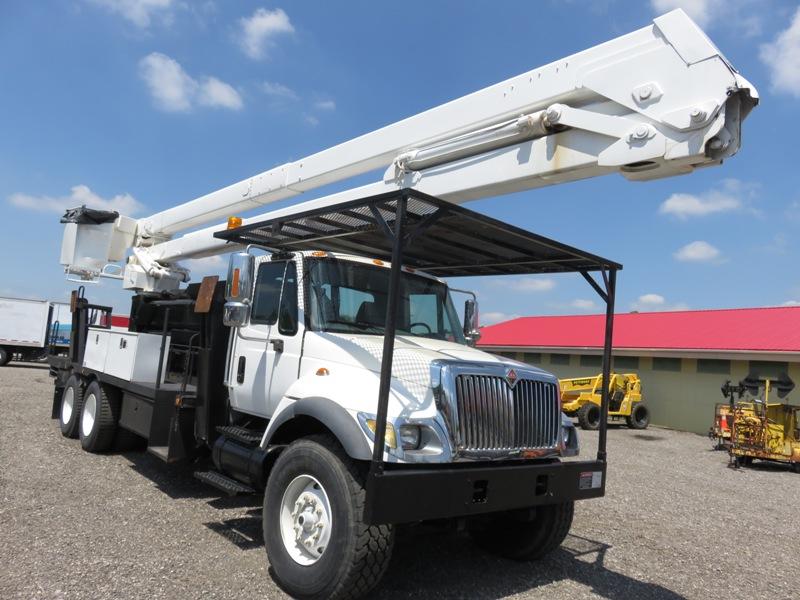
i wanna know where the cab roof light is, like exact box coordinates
[227,216,243,230]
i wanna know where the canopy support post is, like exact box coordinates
[368,194,408,482]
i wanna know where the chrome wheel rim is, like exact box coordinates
[279,474,333,565]
[61,387,74,425]
[81,392,97,438]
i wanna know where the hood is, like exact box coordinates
[302,332,552,388]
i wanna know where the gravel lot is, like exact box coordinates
[1,362,798,599]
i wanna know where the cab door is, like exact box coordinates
[265,259,303,414]
[228,259,291,417]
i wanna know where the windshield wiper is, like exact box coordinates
[323,318,383,332]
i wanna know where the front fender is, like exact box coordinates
[262,396,373,461]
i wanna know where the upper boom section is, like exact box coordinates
[60,9,757,291]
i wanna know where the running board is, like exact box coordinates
[194,470,255,496]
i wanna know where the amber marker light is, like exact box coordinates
[227,216,243,229]
[316,367,330,376]
[372,259,384,266]
[311,251,328,257]
[231,268,240,298]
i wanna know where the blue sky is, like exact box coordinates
[1,0,799,323]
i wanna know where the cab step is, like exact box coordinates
[215,425,263,446]
[194,470,255,496]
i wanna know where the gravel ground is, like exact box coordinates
[1,362,798,600]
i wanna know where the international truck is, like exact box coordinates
[47,10,756,599]
[0,297,70,366]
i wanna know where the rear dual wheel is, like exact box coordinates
[79,380,120,453]
[59,375,85,438]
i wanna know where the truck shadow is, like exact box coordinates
[372,531,685,600]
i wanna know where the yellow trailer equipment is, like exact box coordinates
[560,373,649,431]
[729,375,800,472]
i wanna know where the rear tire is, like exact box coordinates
[0,347,10,366]
[59,375,85,438]
[470,501,574,560]
[263,435,394,600]
[79,381,120,452]
[577,403,601,430]
[626,403,650,429]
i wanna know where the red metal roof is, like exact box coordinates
[477,307,800,353]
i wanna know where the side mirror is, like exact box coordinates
[463,299,481,346]
[223,251,254,327]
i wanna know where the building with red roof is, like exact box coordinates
[478,307,800,434]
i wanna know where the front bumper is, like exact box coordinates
[364,459,606,525]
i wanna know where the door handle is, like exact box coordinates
[270,339,284,353]
[237,356,246,384]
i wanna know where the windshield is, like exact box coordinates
[307,258,466,344]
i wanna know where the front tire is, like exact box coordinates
[626,403,650,429]
[577,403,601,430]
[263,435,394,600]
[59,375,85,438]
[470,501,574,560]
[79,380,120,452]
[0,347,10,366]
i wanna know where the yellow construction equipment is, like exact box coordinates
[559,373,649,431]
[728,374,800,472]
[709,380,747,449]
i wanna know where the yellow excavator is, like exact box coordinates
[560,373,649,430]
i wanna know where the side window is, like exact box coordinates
[409,293,438,332]
[278,262,298,336]
[251,262,287,325]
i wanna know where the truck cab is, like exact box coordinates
[226,250,577,464]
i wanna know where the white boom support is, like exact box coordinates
[60,10,757,292]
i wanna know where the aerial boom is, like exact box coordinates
[59,9,758,292]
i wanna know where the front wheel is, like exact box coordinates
[470,501,574,560]
[626,403,650,429]
[577,403,601,430]
[0,347,10,366]
[263,435,394,600]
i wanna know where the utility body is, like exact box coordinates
[46,10,757,600]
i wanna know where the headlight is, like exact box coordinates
[399,424,421,450]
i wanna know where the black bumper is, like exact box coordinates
[364,459,606,525]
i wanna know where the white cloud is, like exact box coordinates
[138,52,243,112]
[631,293,689,312]
[760,7,800,97]
[659,179,757,220]
[198,76,244,110]
[8,184,144,216]
[650,0,721,27]
[651,0,762,36]
[481,311,520,326]
[674,240,722,263]
[261,81,298,100]
[87,0,175,28]
[570,299,598,311]
[184,255,226,278]
[314,100,336,111]
[304,114,320,126]
[782,300,800,307]
[238,7,294,60]
[502,277,556,293]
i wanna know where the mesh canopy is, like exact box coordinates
[214,189,620,277]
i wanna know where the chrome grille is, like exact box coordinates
[454,375,560,450]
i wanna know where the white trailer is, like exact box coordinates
[47,11,758,599]
[0,297,70,366]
